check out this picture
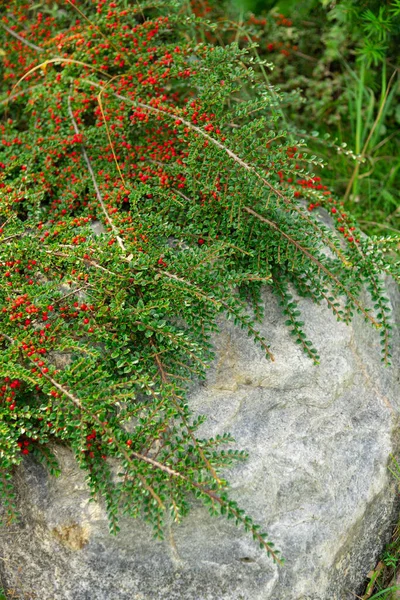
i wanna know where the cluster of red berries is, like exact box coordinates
[17,438,33,455]
[84,429,107,461]
[0,378,22,411]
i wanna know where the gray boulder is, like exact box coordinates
[1,283,399,600]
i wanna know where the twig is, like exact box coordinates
[1,23,44,52]
[96,78,127,187]
[160,270,275,360]
[292,50,318,62]
[44,250,120,277]
[0,331,15,344]
[358,221,400,234]
[67,95,126,253]
[243,206,379,327]
[0,228,35,244]
[0,85,41,106]
[150,341,224,485]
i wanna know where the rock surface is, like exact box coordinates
[1,283,399,600]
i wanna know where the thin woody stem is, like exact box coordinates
[1,23,45,52]
[161,270,275,360]
[67,95,126,253]
[243,206,378,326]
[33,367,165,509]
[150,342,224,486]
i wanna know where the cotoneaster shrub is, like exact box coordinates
[0,0,398,562]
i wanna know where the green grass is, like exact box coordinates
[360,525,400,599]
[360,458,400,599]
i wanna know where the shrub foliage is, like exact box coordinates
[0,0,398,561]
